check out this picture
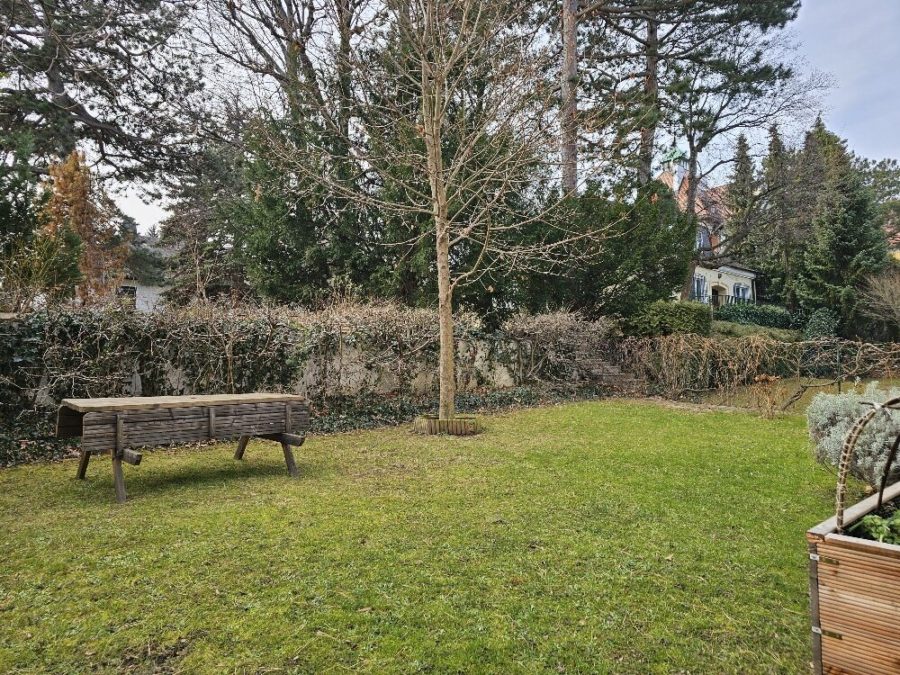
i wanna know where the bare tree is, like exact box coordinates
[260,0,605,420]
[862,271,900,333]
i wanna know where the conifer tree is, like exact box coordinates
[797,123,888,335]
[726,134,756,236]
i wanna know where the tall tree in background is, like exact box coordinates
[197,0,391,299]
[42,152,126,301]
[0,0,203,179]
[573,0,802,189]
[159,142,250,302]
[797,122,888,335]
[760,124,810,308]
[857,157,900,244]
[272,0,595,420]
[726,133,755,228]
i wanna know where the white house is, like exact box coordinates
[657,149,759,305]
[689,262,757,307]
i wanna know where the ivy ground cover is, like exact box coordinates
[0,401,845,673]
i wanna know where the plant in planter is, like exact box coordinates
[806,396,900,674]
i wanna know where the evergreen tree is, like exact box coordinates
[0,135,45,253]
[748,124,804,306]
[520,180,695,319]
[1,0,203,179]
[725,134,756,241]
[797,123,888,335]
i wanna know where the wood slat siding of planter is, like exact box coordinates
[807,480,900,675]
[57,394,310,504]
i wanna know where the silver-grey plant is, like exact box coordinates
[807,383,900,486]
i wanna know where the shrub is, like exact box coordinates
[715,303,793,329]
[711,321,801,342]
[630,301,711,336]
[620,335,900,400]
[807,383,900,486]
[804,308,840,339]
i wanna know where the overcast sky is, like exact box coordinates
[119,0,900,232]
[793,0,900,160]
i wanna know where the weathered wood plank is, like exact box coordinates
[62,393,306,413]
[76,450,90,479]
[113,415,126,504]
[80,402,311,452]
[234,435,250,460]
[80,402,310,426]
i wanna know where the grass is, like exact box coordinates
[0,400,847,673]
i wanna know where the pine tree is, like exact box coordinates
[758,124,804,306]
[1,1,202,178]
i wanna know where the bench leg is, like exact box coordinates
[76,450,91,479]
[281,442,299,478]
[234,435,250,460]
[112,453,127,504]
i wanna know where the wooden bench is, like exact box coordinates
[57,393,310,503]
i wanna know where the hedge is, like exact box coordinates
[804,308,840,339]
[715,303,793,329]
[630,300,712,336]
[0,303,622,466]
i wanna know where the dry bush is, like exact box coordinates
[619,335,900,403]
[502,311,621,382]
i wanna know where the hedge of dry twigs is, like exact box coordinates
[618,335,900,402]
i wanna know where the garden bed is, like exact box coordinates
[807,482,900,673]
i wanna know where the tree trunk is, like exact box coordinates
[680,260,698,300]
[560,0,578,194]
[436,222,456,419]
[684,146,700,216]
[420,6,456,420]
[638,15,659,186]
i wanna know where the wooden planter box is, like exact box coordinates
[807,480,900,674]
[413,415,480,436]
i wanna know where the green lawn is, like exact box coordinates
[0,401,846,673]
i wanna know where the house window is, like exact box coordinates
[696,226,711,253]
[733,283,750,302]
[693,275,707,302]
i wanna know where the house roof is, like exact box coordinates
[656,168,728,231]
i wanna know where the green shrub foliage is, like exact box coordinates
[631,301,712,336]
[807,383,900,486]
[804,308,840,339]
[715,303,793,328]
